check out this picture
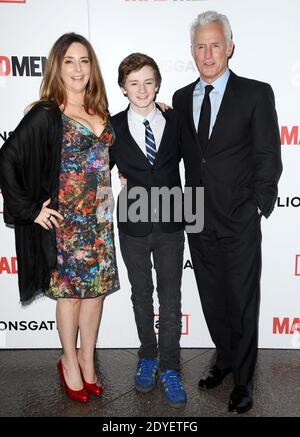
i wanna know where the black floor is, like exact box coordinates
[0,348,299,418]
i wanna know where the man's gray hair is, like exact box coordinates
[190,10,233,46]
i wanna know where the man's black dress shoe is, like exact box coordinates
[198,365,231,389]
[228,384,253,414]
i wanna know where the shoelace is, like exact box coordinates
[162,371,183,392]
[138,360,157,377]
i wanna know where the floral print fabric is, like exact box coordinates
[48,114,120,299]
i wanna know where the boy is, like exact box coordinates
[110,53,186,408]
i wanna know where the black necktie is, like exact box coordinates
[143,119,157,165]
[197,84,213,146]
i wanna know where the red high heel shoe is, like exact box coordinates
[57,359,89,403]
[78,363,103,396]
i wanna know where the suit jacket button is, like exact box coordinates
[202,158,206,164]
[151,168,154,173]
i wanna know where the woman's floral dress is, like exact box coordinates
[48,114,120,299]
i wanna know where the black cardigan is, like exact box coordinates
[0,102,63,302]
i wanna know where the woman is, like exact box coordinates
[0,33,120,402]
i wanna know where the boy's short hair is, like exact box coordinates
[118,52,162,89]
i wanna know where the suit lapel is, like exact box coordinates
[187,79,201,149]
[203,71,236,154]
[119,108,152,167]
[153,105,173,166]
[119,105,180,167]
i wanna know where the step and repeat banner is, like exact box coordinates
[0,0,299,349]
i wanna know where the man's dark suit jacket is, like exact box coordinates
[172,70,282,235]
[110,106,184,237]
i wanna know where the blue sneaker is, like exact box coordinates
[135,358,158,392]
[160,370,187,408]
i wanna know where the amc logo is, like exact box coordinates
[273,317,300,334]
[295,255,300,276]
[154,313,189,335]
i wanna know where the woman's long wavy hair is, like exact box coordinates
[37,33,109,124]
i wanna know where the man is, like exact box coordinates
[110,53,186,408]
[173,11,282,413]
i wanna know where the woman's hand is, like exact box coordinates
[34,198,64,230]
[118,170,127,189]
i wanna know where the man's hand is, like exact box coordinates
[157,102,172,112]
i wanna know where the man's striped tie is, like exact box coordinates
[143,119,157,165]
